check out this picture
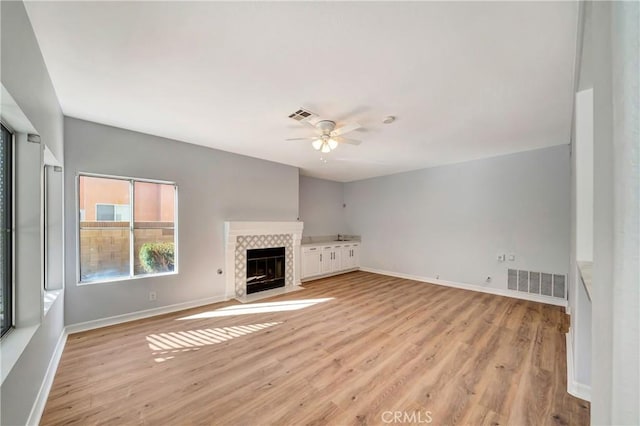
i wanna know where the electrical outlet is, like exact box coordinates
[149,291,157,301]
[486,276,492,283]
[508,254,516,261]
[497,254,506,262]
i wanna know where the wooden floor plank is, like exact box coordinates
[41,271,589,425]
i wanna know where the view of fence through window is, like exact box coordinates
[79,175,176,283]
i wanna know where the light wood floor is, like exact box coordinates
[42,272,589,425]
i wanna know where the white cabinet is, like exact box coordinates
[322,245,342,274]
[331,246,342,272]
[341,243,360,269]
[321,246,333,274]
[351,243,360,268]
[302,246,321,278]
[301,242,360,280]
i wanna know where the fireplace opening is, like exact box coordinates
[246,247,285,294]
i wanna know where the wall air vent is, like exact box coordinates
[288,108,316,122]
[508,269,566,299]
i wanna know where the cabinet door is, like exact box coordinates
[302,248,321,278]
[341,245,352,270]
[350,244,360,268]
[321,246,333,274]
[331,246,342,272]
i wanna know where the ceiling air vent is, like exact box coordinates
[288,108,316,122]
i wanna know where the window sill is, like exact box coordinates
[0,323,39,384]
[44,289,63,315]
[577,260,593,301]
[77,270,178,286]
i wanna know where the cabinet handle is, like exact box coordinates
[310,247,316,251]
[320,254,322,261]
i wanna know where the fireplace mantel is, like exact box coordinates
[224,221,304,300]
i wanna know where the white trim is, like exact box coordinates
[66,295,227,334]
[565,332,592,401]
[359,267,568,307]
[26,329,67,426]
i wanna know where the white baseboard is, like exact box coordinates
[66,295,228,334]
[565,332,592,401]
[301,268,360,283]
[359,267,568,308]
[26,328,67,426]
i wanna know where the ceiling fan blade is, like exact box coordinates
[285,137,318,141]
[330,122,361,137]
[335,137,361,146]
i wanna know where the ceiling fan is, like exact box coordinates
[286,119,362,153]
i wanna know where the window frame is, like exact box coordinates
[1,123,14,338]
[43,164,47,290]
[76,172,178,285]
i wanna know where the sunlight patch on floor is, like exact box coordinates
[176,298,335,320]
[147,322,281,362]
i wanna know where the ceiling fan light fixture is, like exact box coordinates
[328,138,338,150]
[321,142,331,153]
[311,139,323,150]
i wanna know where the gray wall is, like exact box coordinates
[588,2,614,423]
[609,1,639,422]
[344,145,570,291]
[1,295,64,426]
[63,117,299,325]
[0,1,65,425]
[298,175,347,237]
[0,2,63,163]
[577,2,640,423]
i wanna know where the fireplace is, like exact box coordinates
[246,247,285,294]
[224,221,304,299]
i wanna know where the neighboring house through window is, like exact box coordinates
[78,174,177,283]
[95,203,130,221]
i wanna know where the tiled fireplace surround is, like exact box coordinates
[224,221,304,299]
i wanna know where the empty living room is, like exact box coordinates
[1,1,638,425]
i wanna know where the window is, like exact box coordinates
[1,125,13,336]
[78,174,177,283]
[44,164,64,290]
[96,204,130,221]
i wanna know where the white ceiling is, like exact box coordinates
[25,1,578,182]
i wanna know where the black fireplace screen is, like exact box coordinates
[246,247,285,294]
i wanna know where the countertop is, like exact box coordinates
[301,240,360,248]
